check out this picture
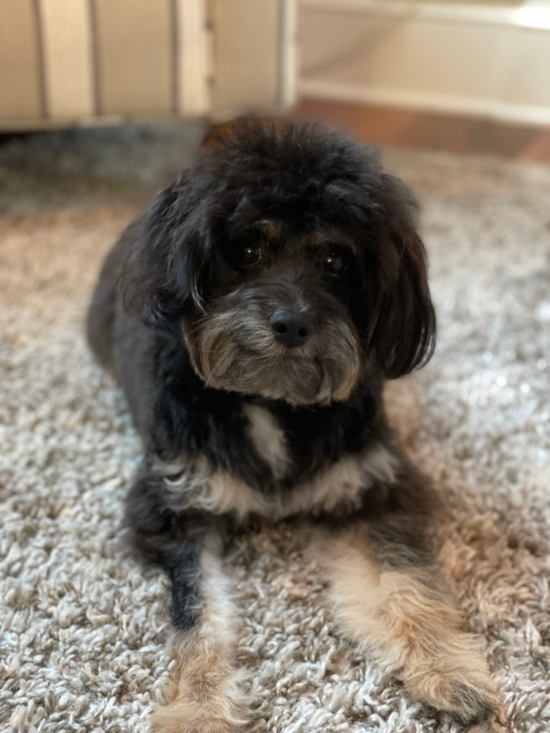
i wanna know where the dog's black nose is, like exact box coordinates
[270,309,313,348]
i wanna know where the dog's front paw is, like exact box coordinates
[152,702,245,733]
[152,668,250,733]
[405,647,500,725]
[152,686,248,733]
[152,638,250,733]
[446,679,500,726]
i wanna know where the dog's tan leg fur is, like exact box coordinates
[152,550,249,733]
[313,531,499,723]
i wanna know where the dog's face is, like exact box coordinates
[185,218,363,405]
[120,121,435,405]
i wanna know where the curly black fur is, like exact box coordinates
[87,115,437,592]
[85,122,497,728]
[113,120,435,378]
[87,115,437,600]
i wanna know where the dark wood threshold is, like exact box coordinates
[292,98,550,163]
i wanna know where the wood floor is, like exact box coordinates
[292,98,550,163]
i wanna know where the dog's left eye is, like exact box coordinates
[235,243,263,268]
[323,251,348,276]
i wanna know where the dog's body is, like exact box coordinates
[87,121,498,731]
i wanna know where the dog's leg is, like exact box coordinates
[310,466,499,725]
[154,544,249,733]
[125,466,249,733]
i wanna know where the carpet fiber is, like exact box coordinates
[0,125,549,733]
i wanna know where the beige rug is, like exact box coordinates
[0,125,549,733]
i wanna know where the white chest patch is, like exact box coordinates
[155,442,400,523]
[242,404,290,480]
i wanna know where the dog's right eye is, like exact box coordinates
[235,243,263,268]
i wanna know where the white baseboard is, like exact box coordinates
[300,79,550,127]
[299,0,550,126]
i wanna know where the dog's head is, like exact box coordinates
[120,120,435,405]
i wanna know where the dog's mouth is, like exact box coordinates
[184,316,361,406]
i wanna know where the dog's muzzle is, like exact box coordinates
[185,294,361,405]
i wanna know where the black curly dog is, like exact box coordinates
[87,120,498,731]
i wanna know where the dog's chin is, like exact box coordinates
[187,338,361,406]
[211,359,353,406]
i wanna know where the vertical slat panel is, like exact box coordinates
[94,0,173,116]
[38,0,94,118]
[0,0,42,119]
[279,0,297,107]
[175,0,210,115]
[212,0,280,111]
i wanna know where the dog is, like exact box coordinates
[87,119,498,731]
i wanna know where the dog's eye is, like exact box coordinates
[235,243,263,268]
[323,251,348,276]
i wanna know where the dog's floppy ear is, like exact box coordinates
[118,175,208,333]
[371,222,436,379]
[325,163,436,379]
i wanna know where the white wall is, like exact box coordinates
[299,0,550,124]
